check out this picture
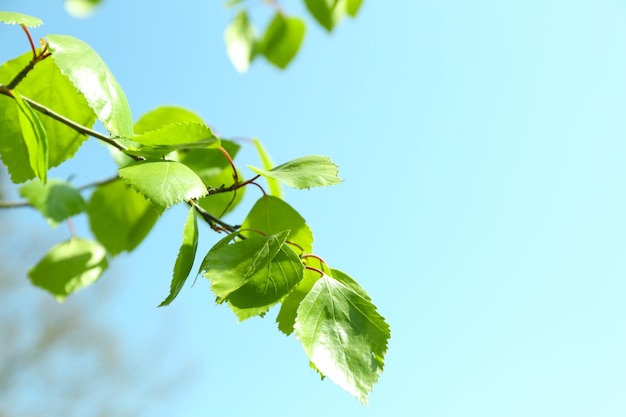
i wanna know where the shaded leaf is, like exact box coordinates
[294,271,390,404]
[46,34,133,138]
[249,155,342,189]
[227,242,304,320]
[19,178,86,226]
[276,268,321,335]
[159,207,199,307]
[225,10,257,73]
[28,238,108,302]
[0,52,95,183]
[12,90,48,183]
[253,138,282,198]
[201,231,290,300]
[118,161,207,208]
[241,196,314,253]
[87,179,162,255]
[0,11,43,27]
[259,13,306,69]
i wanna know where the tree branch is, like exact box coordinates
[0,86,142,161]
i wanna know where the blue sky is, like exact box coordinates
[3,0,626,416]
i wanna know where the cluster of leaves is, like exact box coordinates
[0,11,388,404]
[225,0,364,71]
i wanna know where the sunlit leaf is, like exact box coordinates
[159,207,199,307]
[87,179,162,255]
[28,238,108,302]
[249,155,342,189]
[12,90,48,183]
[127,122,220,157]
[295,271,390,404]
[134,106,205,134]
[19,178,86,226]
[303,0,345,31]
[241,196,314,253]
[0,11,43,27]
[46,34,133,138]
[259,13,305,69]
[252,138,282,198]
[0,52,95,183]
[118,161,207,208]
[225,10,257,73]
[346,0,363,16]
[64,0,104,18]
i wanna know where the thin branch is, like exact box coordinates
[0,86,142,161]
[190,200,240,234]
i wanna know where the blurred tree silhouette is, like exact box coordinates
[0,173,184,417]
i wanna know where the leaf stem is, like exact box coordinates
[21,24,37,60]
[219,145,239,184]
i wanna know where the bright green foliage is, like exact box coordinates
[241,196,314,253]
[259,13,306,69]
[295,270,390,405]
[0,52,96,183]
[249,155,342,189]
[19,178,86,226]
[118,161,207,208]
[201,231,292,300]
[28,238,108,302]
[46,34,133,138]
[64,0,103,18]
[12,91,48,183]
[0,12,389,404]
[0,11,43,27]
[276,268,321,335]
[159,207,199,307]
[134,106,205,134]
[225,10,256,73]
[182,145,245,217]
[304,0,360,31]
[253,138,283,198]
[128,122,220,157]
[227,241,304,320]
[87,180,162,255]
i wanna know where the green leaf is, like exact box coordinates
[227,242,304,320]
[179,141,245,217]
[225,10,257,73]
[159,207,199,307]
[28,238,108,302]
[249,155,342,189]
[241,196,314,253]
[12,91,48,183]
[118,161,207,208]
[294,271,390,404]
[276,268,321,335]
[64,0,104,18]
[19,178,86,226]
[303,0,345,31]
[0,51,96,183]
[128,122,220,157]
[201,231,290,300]
[0,11,43,27]
[46,34,133,138]
[87,179,162,255]
[252,138,282,198]
[346,0,363,17]
[134,106,205,134]
[259,13,306,69]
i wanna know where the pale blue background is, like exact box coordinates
[2,0,626,416]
